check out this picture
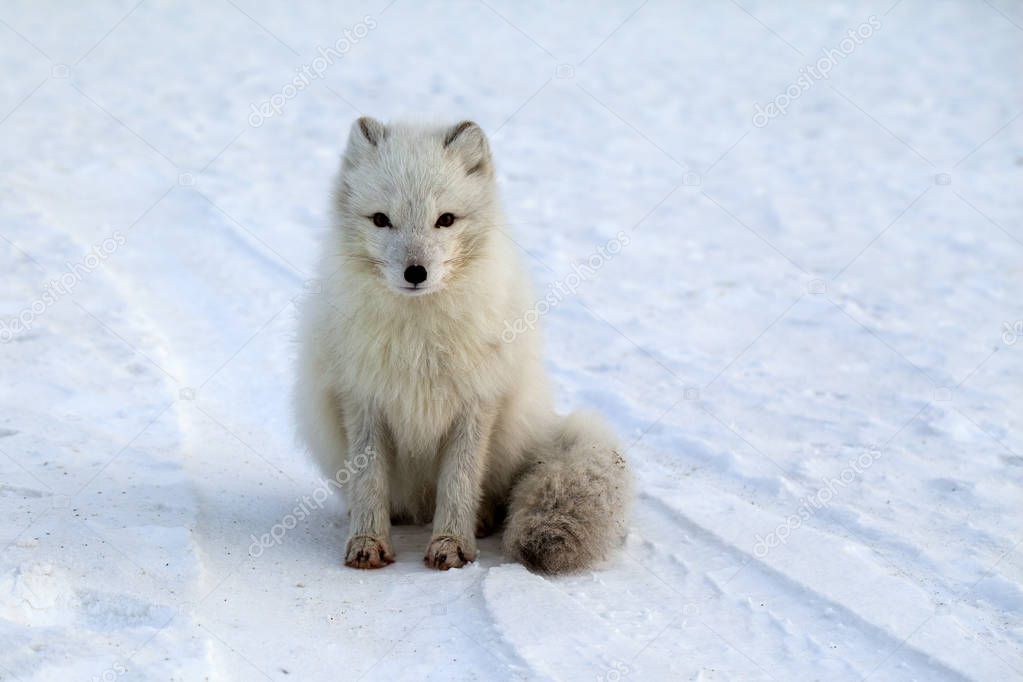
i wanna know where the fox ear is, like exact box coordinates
[443,120,491,175]
[344,117,385,162]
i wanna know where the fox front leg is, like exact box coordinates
[425,407,495,570]
[342,405,395,569]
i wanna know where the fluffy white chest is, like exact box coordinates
[336,302,506,455]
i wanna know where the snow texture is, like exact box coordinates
[1,1,1021,680]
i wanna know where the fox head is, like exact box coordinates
[334,117,498,297]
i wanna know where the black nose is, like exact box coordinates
[404,265,428,285]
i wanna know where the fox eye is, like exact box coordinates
[371,212,391,228]
[435,212,456,228]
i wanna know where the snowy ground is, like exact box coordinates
[1,1,1021,680]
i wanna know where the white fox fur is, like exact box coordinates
[294,117,631,573]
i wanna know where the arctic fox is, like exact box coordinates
[294,117,631,573]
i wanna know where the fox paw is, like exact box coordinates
[345,534,395,569]
[424,535,477,570]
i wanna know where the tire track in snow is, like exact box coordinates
[103,187,308,679]
[482,564,679,681]
[0,219,213,679]
[635,487,980,681]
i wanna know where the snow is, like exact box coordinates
[1,0,1021,679]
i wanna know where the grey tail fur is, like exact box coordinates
[503,412,632,574]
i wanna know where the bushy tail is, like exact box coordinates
[503,412,632,574]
